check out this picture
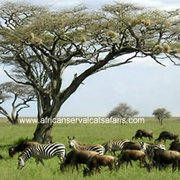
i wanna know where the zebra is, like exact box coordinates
[18,143,66,169]
[102,139,130,155]
[140,142,166,152]
[68,136,105,155]
[140,142,166,161]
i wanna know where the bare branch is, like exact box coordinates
[4,70,31,85]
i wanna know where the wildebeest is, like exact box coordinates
[132,129,153,140]
[147,148,180,171]
[9,140,39,157]
[83,154,116,176]
[121,141,141,151]
[155,131,179,143]
[169,140,180,152]
[60,149,98,172]
[142,143,166,162]
[117,150,147,168]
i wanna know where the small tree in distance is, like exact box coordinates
[152,108,171,125]
[0,82,35,124]
[107,103,139,120]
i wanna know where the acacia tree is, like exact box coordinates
[0,82,35,124]
[0,2,179,143]
[153,108,171,125]
[107,103,139,119]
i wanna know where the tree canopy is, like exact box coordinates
[107,103,139,119]
[0,2,179,142]
[153,108,171,125]
[0,82,35,124]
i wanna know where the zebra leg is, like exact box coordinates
[39,159,44,166]
[58,151,66,163]
[35,158,44,166]
[35,158,40,165]
[111,150,116,156]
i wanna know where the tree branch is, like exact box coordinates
[97,52,138,72]
[4,70,31,85]
[60,48,136,103]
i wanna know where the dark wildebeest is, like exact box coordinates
[117,150,147,168]
[83,154,116,176]
[169,140,180,152]
[155,131,179,143]
[121,141,141,151]
[9,140,39,157]
[147,147,180,171]
[132,129,153,140]
[60,149,98,172]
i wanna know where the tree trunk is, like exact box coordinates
[33,98,62,143]
[33,121,53,143]
[7,116,18,125]
[160,119,163,126]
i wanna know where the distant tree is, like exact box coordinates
[152,108,171,125]
[0,82,35,124]
[107,103,139,120]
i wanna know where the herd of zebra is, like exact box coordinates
[4,129,180,176]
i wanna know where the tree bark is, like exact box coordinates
[33,97,62,143]
[33,121,53,143]
[160,119,163,126]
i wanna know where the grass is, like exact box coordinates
[0,117,180,180]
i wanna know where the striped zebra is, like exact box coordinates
[68,136,105,155]
[140,142,166,152]
[102,139,130,155]
[18,143,66,169]
[140,142,166,161]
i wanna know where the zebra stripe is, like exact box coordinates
[140,142,166,152]
[18,143,66,169]
[68,137,105,155]
[103,139,130,155]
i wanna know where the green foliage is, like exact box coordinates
[153,108,171,125]
[107,103,139,118]
[0,117,180,180]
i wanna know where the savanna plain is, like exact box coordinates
[0,117,180,180]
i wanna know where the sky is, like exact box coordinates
[0,0,180,117]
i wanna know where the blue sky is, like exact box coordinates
[0,0,180,117]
